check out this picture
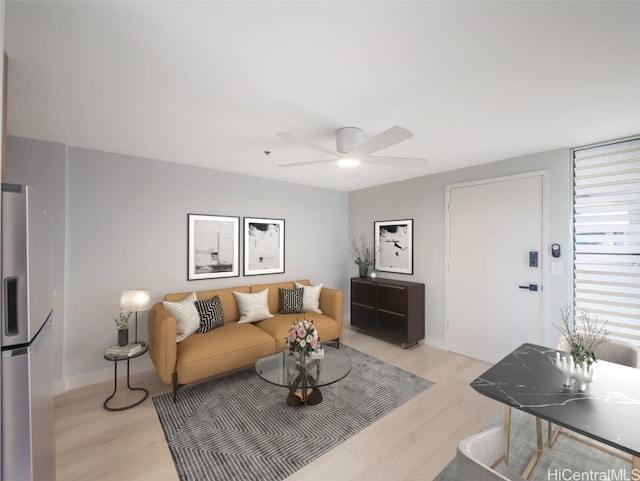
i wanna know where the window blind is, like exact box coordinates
[573,137,640,344]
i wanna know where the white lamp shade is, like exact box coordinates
[120,289,151,312]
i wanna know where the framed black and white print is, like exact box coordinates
[374,219,413,275]
[188,214,240,280]
[243,217,285,276]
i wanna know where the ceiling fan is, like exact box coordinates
[276,126,428,168]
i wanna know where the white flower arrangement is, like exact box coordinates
[556,306,608,366]
[286,319,319,356]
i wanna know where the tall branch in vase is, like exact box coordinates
[347,232,377,278]
[556,306,609,366]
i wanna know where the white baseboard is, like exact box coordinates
[62,356,155,392]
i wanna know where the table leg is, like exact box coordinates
[287,370,322,406]
[103,358,149,411]
[548,420,561,447]
[503,406,545,478]
[548,421,633,464]
[504,406,511,465]
[522,416,543,479]
[103,358,120,410]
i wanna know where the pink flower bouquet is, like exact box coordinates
[286,319,319,357]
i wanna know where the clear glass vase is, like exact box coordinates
[297,350,309,369]
[358,264,369,278]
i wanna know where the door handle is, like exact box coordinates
[518,284,538,292]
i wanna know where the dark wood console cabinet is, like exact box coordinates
[350,277,425,347]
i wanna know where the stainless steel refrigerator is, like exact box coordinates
[1,184,55,481]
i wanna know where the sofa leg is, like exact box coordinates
[172,372,184,404]
[324,338,340,348]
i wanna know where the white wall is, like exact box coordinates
[348,148,572,349]
[8,137,349,391]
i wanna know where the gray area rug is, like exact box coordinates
[153,345,433,481]
[435,408,630,480]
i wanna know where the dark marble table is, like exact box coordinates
[471,343,640,471]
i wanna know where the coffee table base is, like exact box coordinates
[287,387,323,407]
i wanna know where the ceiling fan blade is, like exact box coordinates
[363,155,428,167]
[348,126,414,156]
[278,158,338,168]
[277,132,340,158]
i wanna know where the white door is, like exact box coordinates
[446,173,545,364]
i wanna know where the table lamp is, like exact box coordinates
[120,289,151,345]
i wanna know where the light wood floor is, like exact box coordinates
[55,327,499,481]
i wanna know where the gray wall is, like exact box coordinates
[9,136,349,390]
[7,132,573,391]
[349,148,572,349]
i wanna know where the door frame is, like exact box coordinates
[444,170,550,353]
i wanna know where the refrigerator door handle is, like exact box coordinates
[4,276,19,336]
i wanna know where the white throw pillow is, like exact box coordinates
[163,292,200,342]
[233,289,274,324]
[295,282,323,313]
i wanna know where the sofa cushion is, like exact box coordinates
[194,295,224,333]
[256,312,340,351]
[163,292,200,342]
[278,287,305,314]
[233,288,274,324]
[301,312,341,343]
[176,322,276,384]
[294,281,323,313]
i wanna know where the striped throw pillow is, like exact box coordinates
[194,295,225,333]
[278,287,305,314]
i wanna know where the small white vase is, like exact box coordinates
[572,362,594,392]
[555,352,594,391]
[555,352,573,387]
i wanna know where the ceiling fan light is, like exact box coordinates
[337,157,360,168]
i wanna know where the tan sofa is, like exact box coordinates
[147,279,343,401]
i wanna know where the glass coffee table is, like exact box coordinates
[255,345,352,406]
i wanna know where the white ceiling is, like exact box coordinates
[5,1,640,191]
